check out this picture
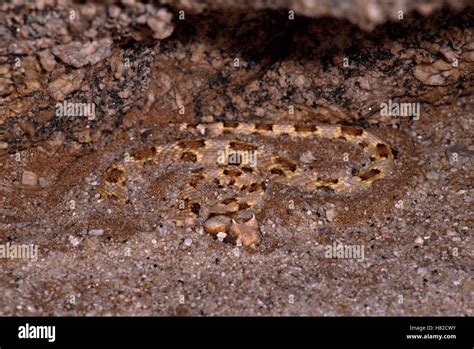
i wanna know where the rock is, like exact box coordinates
[414,236,424,245]
[326,208,337,222]
[425,171,440,180]
[14,57,41,96]
[163,0,469,31]
[52,39,113,68]
[413,59,461,86]
[48,69,85,101]
[18,120,35,136]
[68,235,81,247]
[146,9,174,40]
[0,142,8,150]
[184,238,192,246]
[22,170,38,186]
[37,50,56,72]
[108,5,121,18]
[232,247,240,257]
[88,228,104,236]
[446,229,457,236]
[216,232,227,242]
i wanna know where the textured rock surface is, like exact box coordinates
[0,1,472,156]
[163,0,468,30]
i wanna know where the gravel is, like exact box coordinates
[0,1,471,317]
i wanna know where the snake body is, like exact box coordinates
[99,122,395,246]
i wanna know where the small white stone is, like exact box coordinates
[414,236,424,245]
[446,229,457,236]
[232,248,240,257]
[326,208,337,222]
[108,4,121,18]
[68,235,81,247]
[88,228,104,236]
[216,232,227,242]
[184,238,192,246]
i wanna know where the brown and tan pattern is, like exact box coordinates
[99,122,395,247]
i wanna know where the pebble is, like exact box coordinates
[108,5,121,18]
[68,235,81,247]
[413,60,460,86]
[184,238,192,246]
[22,170,38,186]
[232,248,241,258]
[425,171,440,180]
[37,50,56,72]
[0,142,8,149]
[146,9,174,40]
[52,39,113,68]
[326,208,337,222]
[88,228,104,236]
[216,232,227,242]
[414,236,424,245]
[48,69,85,101]
[446,229,457,236]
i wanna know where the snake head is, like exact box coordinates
[203,213,261,247]
[230,214,261,247]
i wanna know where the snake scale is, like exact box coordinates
[98,122,395,247]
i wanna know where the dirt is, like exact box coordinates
[0,1,472,316]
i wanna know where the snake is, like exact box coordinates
[98,121,395,247]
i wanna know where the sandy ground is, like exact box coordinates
[0,98,472,316]
[0,3,472,316]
